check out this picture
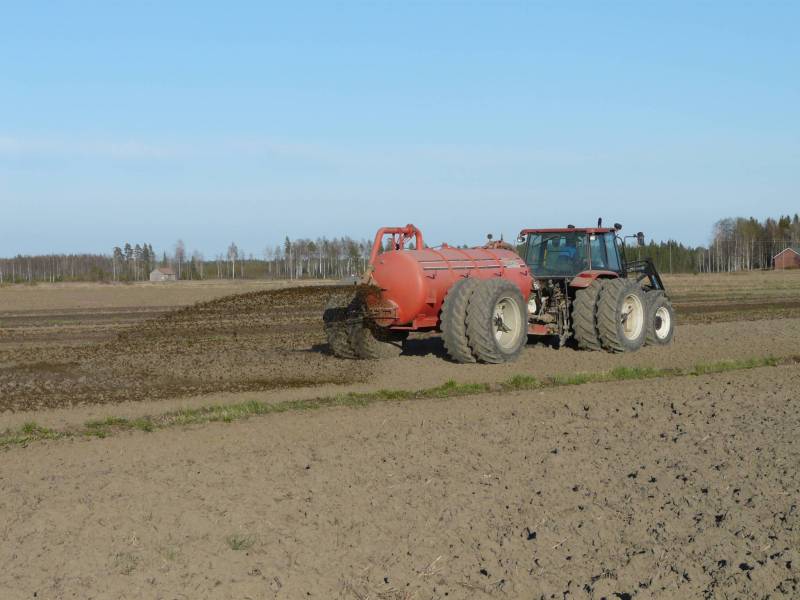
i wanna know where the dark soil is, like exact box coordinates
[675,298,800,323]
[2,282,800,413]
[0,286,373,411]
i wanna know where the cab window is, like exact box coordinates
[604,234,621,271]
[589,235,607,269]
[587,234,622,271]
[525,233,588,276]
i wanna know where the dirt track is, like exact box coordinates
[2,365,798,599]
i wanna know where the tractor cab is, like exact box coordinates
[520,227,623,279]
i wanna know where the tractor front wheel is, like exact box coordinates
[597,279,646,353]
[465,279,528,363]
[645,291,675,346]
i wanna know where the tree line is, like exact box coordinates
[633,214,800,274]
[1,214,798,284]
[111,243,159,281]
[210,237,374,280]
[0,236,373,283]
[700,214,800,272]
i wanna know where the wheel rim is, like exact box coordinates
[620,293,644,341]
[654,306,671,339]
[493,296,521,349]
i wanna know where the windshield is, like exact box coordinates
[524,232,620,276]
[525,233,588,276]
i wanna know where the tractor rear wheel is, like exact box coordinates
[572,279,604,351]
[323,290,359,359]
[441,278,479,363]
[597,279,646,353]
[465,279,528,363]
[645,291,675,346]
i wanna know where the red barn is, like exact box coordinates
[773,247,800,270]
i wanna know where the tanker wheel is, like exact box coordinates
[348,320,404,360]
[440,278,479,363]
[596,279,646,353]
[465,279,528,363]
[644,291,675,346]
[322,290,359,359]
[572,279,604,351]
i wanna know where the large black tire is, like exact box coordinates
[572,279,604,351]
[597,279,647,353]
[465,279,528,364]
[323,290,359,358]
[645,291,676,346]
[440,278,479,363]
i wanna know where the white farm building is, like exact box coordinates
[149,267,176,282]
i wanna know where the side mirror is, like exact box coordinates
[636,232,645,246]
[517,234,526,243]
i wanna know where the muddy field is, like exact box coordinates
[1,271,799,416]
[0,285,371,412]
[1,271,798,599]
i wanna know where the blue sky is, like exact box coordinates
[1,1,798,257]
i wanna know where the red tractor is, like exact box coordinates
[324,221,674,363]
[518,220,674,352]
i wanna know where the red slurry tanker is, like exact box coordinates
[324,222,674,363]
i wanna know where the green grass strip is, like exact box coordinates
[1,355,794,449]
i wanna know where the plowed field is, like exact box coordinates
[1,272,798,599]
[0,272,798,415]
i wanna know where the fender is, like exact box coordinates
[568,270,619,289]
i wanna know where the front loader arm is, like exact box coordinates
[625,258,666,292]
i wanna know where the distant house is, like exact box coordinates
[773,247,800,270]
[150,267,176,282]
